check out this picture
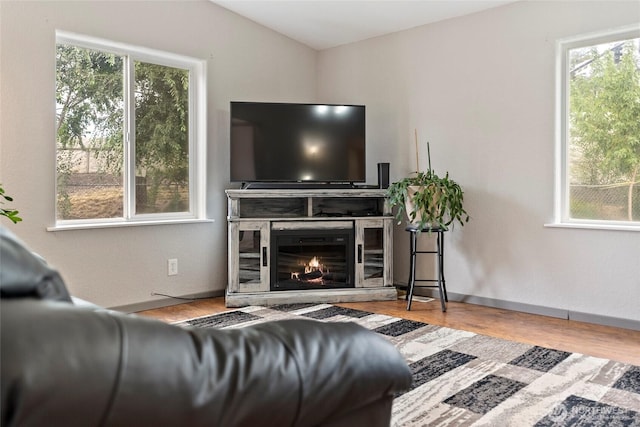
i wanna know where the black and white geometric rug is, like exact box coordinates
[178,304,640,427]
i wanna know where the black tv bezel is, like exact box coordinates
[229,101,366,188]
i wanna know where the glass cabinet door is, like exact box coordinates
[355,218,392,287]
[228,221,270,293]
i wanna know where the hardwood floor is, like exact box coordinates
[137,297,640,366]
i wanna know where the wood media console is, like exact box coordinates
[226,189,397,307]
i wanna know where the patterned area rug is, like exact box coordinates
[178,304,640,426]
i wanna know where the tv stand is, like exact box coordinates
[241,182,355,190]
[225,188,396,307]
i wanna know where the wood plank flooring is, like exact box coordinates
[137,297,640,366]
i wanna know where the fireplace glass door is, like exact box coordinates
[271,228,354,291]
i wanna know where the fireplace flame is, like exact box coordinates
[305,256,321,273]
[290,256,328,283]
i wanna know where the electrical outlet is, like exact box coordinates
[167,258,178,276]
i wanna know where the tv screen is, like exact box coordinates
[230,102,365,184]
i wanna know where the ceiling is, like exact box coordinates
[210,0,519,50]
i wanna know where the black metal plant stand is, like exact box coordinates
[405,224,448,312]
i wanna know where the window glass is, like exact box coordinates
[134,61,190,214]
[56,45,124,220]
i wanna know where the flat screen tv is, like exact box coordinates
[230,102,365,187]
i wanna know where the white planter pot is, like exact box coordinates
[404,185,442,228]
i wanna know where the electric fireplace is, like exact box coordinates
[270,228,355,291]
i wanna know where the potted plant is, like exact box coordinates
[386,137,469,230]
[1,184,22,224]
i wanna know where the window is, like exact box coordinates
[55,32,206,227]
[556,26,640,229]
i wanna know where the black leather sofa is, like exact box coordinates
[0,227,412,427]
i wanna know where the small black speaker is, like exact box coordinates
[377,163,390,189]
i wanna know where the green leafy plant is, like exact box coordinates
[386,140,469,230]
[0,185,22,224]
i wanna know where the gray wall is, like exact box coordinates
[0,0,316,308]
[317,1,640,325]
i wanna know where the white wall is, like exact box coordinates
[0,0,317,308]
[318,1,640,325]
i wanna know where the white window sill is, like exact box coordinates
[48,218,214,232]
[544,222,640,232]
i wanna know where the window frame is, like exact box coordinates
[52,31,207,230]
[552,24,640,232]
